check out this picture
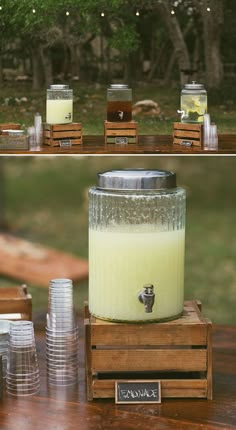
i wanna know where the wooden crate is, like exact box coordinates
[173,122,203,147]
[0,285,32,321]
[44,123,82,147]
[0,124,21,131]
[85,300,212,400]
[104,121,138,144]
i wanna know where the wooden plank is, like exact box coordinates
[173,122,202,131]
[44,123,82,131]
[91,324,207,346]
[174,130,200,139]
[105,121,137,129]
[52,131,82,139]
[92,378,208,399]
[0,233,88,287]
[91,349,207,372]
[45,138,82,147]
[0,123,21,131]
[106,130,137,137]
[207,322,213,400]
[85,319,93,401]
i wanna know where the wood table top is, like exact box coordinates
[1,134,236,155]
[0,319,236,430]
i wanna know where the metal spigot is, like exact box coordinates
[138,284,155,313]
[65,113,72,120]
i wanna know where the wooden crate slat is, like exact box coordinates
[45,123,82,132]
[0,124,21,131]
[91,324,207,346]
[91,349,207,373]
[92,378,208,399]
[51,131,82,139]
[173,122,202,131]
[174,130,200,139]
[106,129,137,137]
[105,121,137,130]
[0,285,32,320]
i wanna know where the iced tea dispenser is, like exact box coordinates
[89,169,186,322]
[107,84,132,122]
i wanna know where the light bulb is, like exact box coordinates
[207,7,211,12]
[171,9,175,15]
[136,10,140,16]
[101,12,105,17]
[32,8,36,13]
[66,11,70,16]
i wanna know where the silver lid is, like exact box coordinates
[183,81,205,90]
[108,84,129,90]
[97,169,176,190]
[49,84,69,90]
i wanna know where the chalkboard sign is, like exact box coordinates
[60,140,72,148]
[115,380,161,404]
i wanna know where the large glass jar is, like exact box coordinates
[180,81,207,124]
[89,169,186,323]
[46,84,73,124]
[107,84,132,122]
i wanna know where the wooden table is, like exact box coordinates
[0,320,236,429]
[1,134,236,155]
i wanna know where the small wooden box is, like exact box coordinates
[173,122,203,147]
[0,285,32,320]
[104,121,138,144]
[85,300,212,400]
[0,124,21,131]
[44,123,82,147]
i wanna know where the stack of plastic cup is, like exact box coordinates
[6,321,40,396]
[46,279,79,386]
[0,320,10,378]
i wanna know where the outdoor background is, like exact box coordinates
[0,156,236,326]
[0,0,235,133]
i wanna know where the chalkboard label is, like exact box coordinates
[115,380,161,404]
[60,139,72,148]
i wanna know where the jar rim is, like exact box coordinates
[97,169,177,190]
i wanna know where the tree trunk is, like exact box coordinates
[194,0,224,88]
[31,46,43,90]
[0,54,3,84]
[157,1,191,85]
[40,46,53,87]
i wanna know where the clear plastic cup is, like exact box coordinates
[6,321,40,396]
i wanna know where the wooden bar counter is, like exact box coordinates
[0,317,236,429]
[0,134,236,155]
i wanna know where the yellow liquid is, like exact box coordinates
[46,99,73,124]
[89,225,185,322]
[181,94,207,123]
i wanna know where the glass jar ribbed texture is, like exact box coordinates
[89,184,186,323]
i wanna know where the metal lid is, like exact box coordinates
[108,84,129,90]
[49,84,69,90]
[97,169,176,190]
[183,81,205,90]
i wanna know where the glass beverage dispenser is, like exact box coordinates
[180,81,207,124]
[107,84,132,122]
[89,169,186,322]
[46,84,73,124]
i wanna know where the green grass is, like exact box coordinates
[0,82,236,134]
[1,156,236,326]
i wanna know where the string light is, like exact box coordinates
[136,10,140,16]
[66,11,70,16]
[207,7,211,12]
[32,8,36,13]
[0,6,2,10]
[101,12,105,17]
[171,9,175,15]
